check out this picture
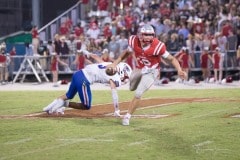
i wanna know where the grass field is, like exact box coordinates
[0,89,240,160]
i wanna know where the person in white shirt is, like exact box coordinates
[43,52,132,117]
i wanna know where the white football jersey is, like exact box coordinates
[82,62,122,87]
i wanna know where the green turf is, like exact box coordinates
[0,89,240,160]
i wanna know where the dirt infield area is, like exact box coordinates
[1,97,239,119]
[37,98,212,119]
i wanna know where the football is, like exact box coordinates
[105,67,117,76]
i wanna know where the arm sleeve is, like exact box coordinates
[162,51,170,59]
[111,89,119,111]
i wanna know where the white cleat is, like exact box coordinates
[122,115,130,126]
[55,107,65,115]
[50,99,65,113]
[43,99,58,114]
[113,110,121,117]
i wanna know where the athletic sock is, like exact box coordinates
[125,113,131,119]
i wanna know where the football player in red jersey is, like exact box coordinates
[107,24,187,125]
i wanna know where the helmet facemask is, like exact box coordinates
[116,63,132,84]
[138,25,155,45]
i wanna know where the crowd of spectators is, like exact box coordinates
[48,0,240,68]
[2,0,240,84]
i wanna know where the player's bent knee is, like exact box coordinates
[84,104,91,110]
[129,70,142,91]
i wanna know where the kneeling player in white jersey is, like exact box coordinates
[43,53,132,117]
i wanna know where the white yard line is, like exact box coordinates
[0,135,115,160]
[128,140,149,146]
[104,102,181,117]
[4,138,32,145]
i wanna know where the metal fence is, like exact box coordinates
[7,50,239,75]
[38,1,82,42]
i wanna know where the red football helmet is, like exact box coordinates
[138,24,155,44]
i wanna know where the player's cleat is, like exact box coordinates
[122,115,130,126]
[55,107,65,115]
[50,99,65,113]
[43,99,58,114]
[113,110,121,117]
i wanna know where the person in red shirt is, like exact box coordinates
[159,3,171,19]
[107,24,186,125]
[110,7,119,20]
[50,52,68,87]
[74,23,84,37]
[221,20,233,37]
[103,23,112,40]
[200,47,212,82]
[178,49,194,81]
[174,47,186,67]
[81,0,89,4]
[31,25,39,39]
[97,0,108,11]
[65,18,73,31]
[122,0,132,7]
[31,25,39,54]
[0,46,7,84]
[212,47,222,83]
[124,10,134,31]
[193,19,205,35]
[114,0,120,6]
[59,23,69,36]
[74,50,92,70]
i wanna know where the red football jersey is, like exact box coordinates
[128,35,166,69]
[0,54,6,63]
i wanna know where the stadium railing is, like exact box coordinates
[8,50,239,77]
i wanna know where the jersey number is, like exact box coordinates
[137,57,151,66]
[98,64,107,69]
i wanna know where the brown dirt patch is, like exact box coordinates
[36,97,210,119]
[1,97,238,119]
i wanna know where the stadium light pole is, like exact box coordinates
[32,0,40,27]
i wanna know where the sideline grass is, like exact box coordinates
[0,89,240,160]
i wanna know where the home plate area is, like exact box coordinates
[37,98,211,119]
